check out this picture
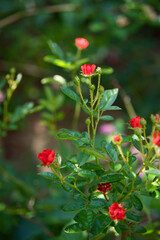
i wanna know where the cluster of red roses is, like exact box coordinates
[38,37,160,223]
[113,115,160,147]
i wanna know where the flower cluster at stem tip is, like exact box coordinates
[152,131,160,147]
[97,182,112,193]
[112,135,122,144]
[38,149,56,166]
[109,202,126,221]
[129,116,142,128]
[81,64,96,76]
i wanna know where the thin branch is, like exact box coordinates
[0,4,78,28]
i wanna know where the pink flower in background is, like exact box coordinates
[0,91,4,103]
[99,123,116,135]
[131,146,142,161]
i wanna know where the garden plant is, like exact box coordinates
[37,38,160,240]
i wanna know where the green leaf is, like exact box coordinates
[100,173,124,182]
[78,145,106,160]
[90,215,112,237]
[98,88,119,111]
[145,169,160,176]
[44,56,71,68]
[110,162,122,171]
[126,211,143,222]
[56,129,90,144]
[71,58,89,68]
[11,102,35,123]
[103,142,118,162]
[131,225,146,233]
[66,161,78,172]
[74,209,95,230]
[38,172,59,181]
[88,199,107,209]
[63,200,86,212]
[61,86,80,102]
[78,169,96,182]
[101,67,114,75]
[100,115,114,121]
[77,152,90,166]
[64,223,85,233]
[131,195,143,211]
[0,78,6,89]
[48,40,64,59]
[122,163,135,179]
[41,75,66,85]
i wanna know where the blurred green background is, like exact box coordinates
[0,0,160,239]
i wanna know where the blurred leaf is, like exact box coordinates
[44,56,71,68]
[41,75,66,85]
[100,173,124,182]
[131,195,143,211]
[78,145,106,160]
[103,142,118,162]
[100,115,114,121]
[78,169,96,182]
[38,172,59,181]
[74,209,95,230]
[63,200,86,212]
[88,199,107,209]
[64,223,85,233]
[61,86,80,102]
[90,215,112,237]
[48,40,64,59]
[145,169,160,176]
[131,224,146,233]
[101,67,114,74]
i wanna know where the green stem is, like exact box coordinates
[78,82,90,113]
[117,145,127,163]
[93,74,100,106]
[119,179,134,203]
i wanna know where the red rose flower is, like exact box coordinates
[152,131,160,147]
[81,64,96,76]
[38,149,56,166]
[97,182,112,193]
[75,38,89,49]
[113,135,121,143]
[109,202,126,221]
[129,117,142,128]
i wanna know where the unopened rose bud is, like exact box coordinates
[90,84,95,91]
[74,76,80,85]
[140,118,146,126]
[151,114,159,124]
[112,135,122,144]
[85,118,91,126]
[96,67,102,74]
[99,85,104,94]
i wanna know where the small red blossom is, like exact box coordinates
[113,135,121,143]
[155,114,159,122]
[38,149,56,166]
[81,64,96,75]
[109,202,126,221]
[75,38,89,49]
[152,131,160,147]
[129,117,142,128]
[97,182,112,193]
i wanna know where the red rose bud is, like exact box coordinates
[97,182,112,193]
[81,64,96,76]
[109,202,126,221]
[38,149,56,166]
[129,117,142,128]
[113,135,121,144]
[155,114,159,122]
[152,131,160,147]
[75,38,89,49]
